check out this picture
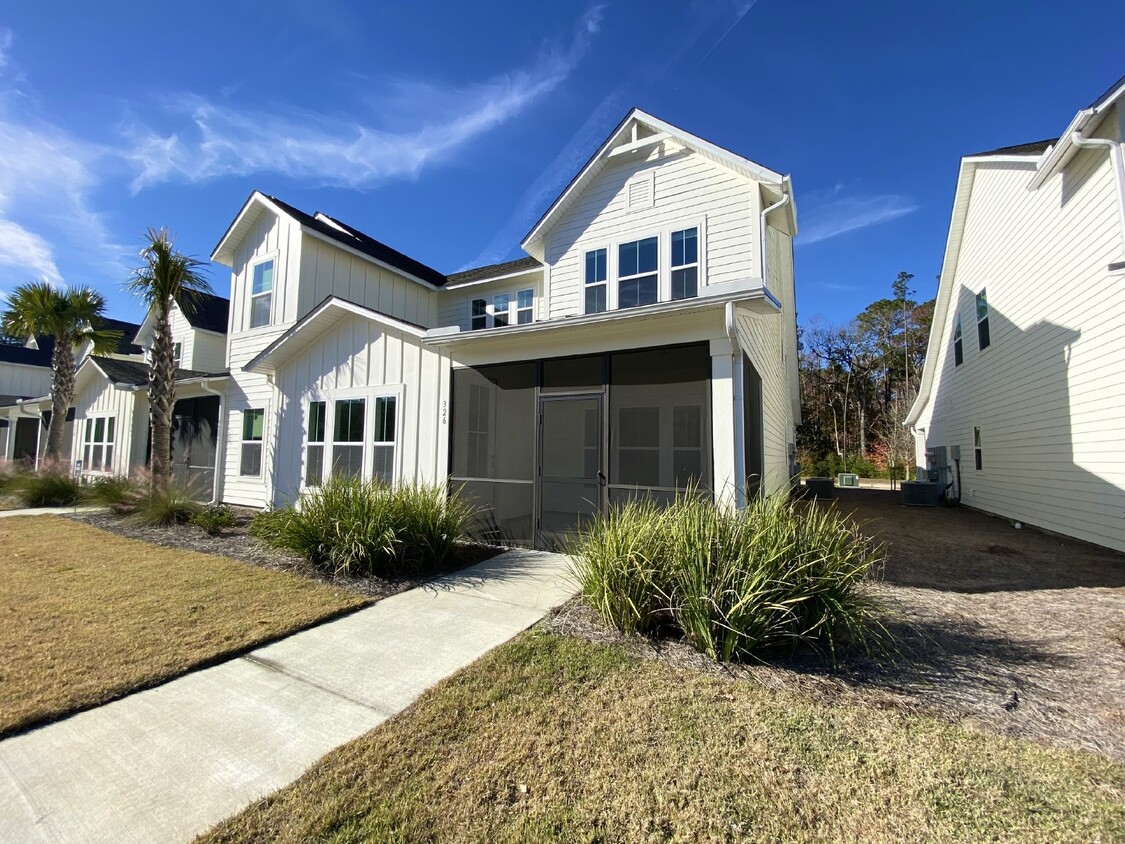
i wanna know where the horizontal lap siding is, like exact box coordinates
[546,147,756,320]
[437,275,544,331]
[272,314,447,504]
[919,136,1125,551]
[0,363,51,397]
[736,311,793,495]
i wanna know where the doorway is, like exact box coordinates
[538,394,604,547]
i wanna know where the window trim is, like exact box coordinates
[492,292,512,328]
[247,253,278,331]
[171,341,183,367]
[973,426,983,471]
[468,286,538,330]
[301,385,404,489]
[953,312,964,367]
[239,407,266,478]
[975,288,990,351]
[516,288,535,325]
[303,399,327,488]
[80,412,116,474]
[583,246,609,314]
[670,226,700,301]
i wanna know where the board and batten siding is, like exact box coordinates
[271,312,450,505]
[71,376,137,478]
[916,139,1125,552]
[545,145,760,320]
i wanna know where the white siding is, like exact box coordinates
[736,310,796,495]
[545,145,760,320]
[271,313,450,505]
[0,362,51,398]
[917,121,1125,551]
[71,376,137,478]
[437,274,544,331]
[146,305,228,373]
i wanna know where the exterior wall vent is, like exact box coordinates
[625,172,655,211]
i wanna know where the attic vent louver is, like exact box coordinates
[625,172,654,211]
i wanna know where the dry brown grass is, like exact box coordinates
[0,515,367,735]
[200,631,1124,844]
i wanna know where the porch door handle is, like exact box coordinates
[596,471,607,487]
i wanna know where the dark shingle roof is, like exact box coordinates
[968,138,1057,158]
[90,357,225,387]
[180,292,230,334]
[446,256,543,285]
[266,196,449,288]
[1089,72,1125,110]
[99,317,144,356]
[0,394,28,407]
[0,338,53,367]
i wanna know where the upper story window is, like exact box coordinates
[618,236,658,309]
[517,289,534,325]
[975,289,990,350]
[172,341,183,367]
[953,314,963,367]
[585,248,607,314]
[670,227,698,301]
[493,293,511,328]
[250,259,274,329]
[471,298,488,331]
[469,288,537,330]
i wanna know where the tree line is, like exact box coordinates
[798,272,934,478]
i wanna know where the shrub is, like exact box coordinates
[80,475,138,507]
[10,466,80,507]
[126,485,202,526]
[570,492,885,662]
[190,503,238,535]
[250,476,475,578]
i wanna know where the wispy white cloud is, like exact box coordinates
[0,28,12,69]
[0,219,62,284]
[798,186,919,246]
[124,6,606,192]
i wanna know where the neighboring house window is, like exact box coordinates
[471,298,488,331]
[250,259,274,329]
[670,227,698,301]
[974,427,983,470]
[975,289,990,350]
[585,248,607,314]
[953,314,963,367]
[172,342,183,367]
[517,289,535,325]
[332,398,365,478]
[82,416,115,472]
[372,396,397,484]
[240,409,265,476]
[618,236,658,309]
[493,292,511,328]
[305,400,326,487]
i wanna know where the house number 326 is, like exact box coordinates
[441,400,447,424]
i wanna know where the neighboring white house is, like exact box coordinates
[209,109,800,546]
[907,74,1125,552]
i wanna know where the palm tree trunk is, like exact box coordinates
[46,333,75,461]
[149,300,177,491]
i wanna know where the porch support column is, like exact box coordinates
[709,337,744,509]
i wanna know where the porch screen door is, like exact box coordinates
[538,395,603,546]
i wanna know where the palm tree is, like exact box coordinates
[127,227,212,490]
[1,283,123,460]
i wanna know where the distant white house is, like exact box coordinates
[206,109,800,546]
[907,74,1125,552]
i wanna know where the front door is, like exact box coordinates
[538,394,604,547]
[13,417,39,463]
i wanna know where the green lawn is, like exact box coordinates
[0,516,367,735]
[200,630,1124,844]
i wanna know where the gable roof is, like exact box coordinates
[445,256,542,286]
[86,356,226,388]
[520,108,793,259]
[1030,72,1125,189]
[968,138,1057,158]
[100,317,144,356]
[181,292,230,334]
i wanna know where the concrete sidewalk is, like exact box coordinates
[0,549,576,844]
[0,505,105,519]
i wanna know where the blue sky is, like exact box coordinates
[0,0,1122,327]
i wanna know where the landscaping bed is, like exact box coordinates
[199,630,1124,844]
[0,515,367,736]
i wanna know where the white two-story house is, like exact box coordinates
[907,74,1125,552]
[210,109,799,546]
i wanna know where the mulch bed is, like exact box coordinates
[68,510,503,601]
[548,489,1125,764]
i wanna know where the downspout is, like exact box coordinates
[200,379,225,504]
[759,190,791,291]
[1070,130,1125,264]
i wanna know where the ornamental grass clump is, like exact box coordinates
[8,462,80,507]
[570,492,885,662]
[250,476,475,578]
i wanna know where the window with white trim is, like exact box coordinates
[953,313,963,367]
[172,341,183,366]
[304,400,326,487]
[974,426,983,470]
[82,415,115,472]
[516,289,534,325]
[493,292,511,328]
[240,409,264,476]
[584,248,607,314]
[249,259,274,329]
[617,236,658,309]
[670,227,698,300]
[470,298,488,331]
[332,398,365,478]
[976,289,990,350]
[372,396,397,484]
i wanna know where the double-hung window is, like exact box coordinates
[670,228,698,300]
[516,289,534,324]
[974,426,983,470]
[240,409,265,476]
[584,248,607,314]
[372,396,397,484]
[82,416,115,472]
[172,342,183,367]
[976,289,990,350]
[305,401,326,487]
[332,398,365,478]
[617,237,658,308]
[953,314,963,366]
[470,298,488,331]
[250,260,274,328]
[492,292,511,328]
